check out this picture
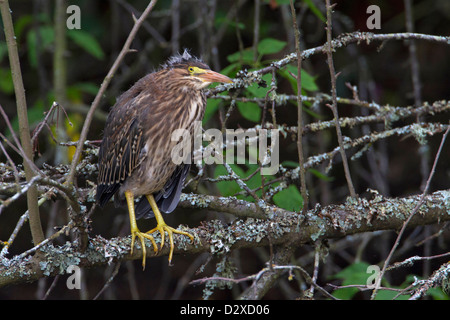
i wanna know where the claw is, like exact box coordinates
[145,195,194,264]
[125,191,193,268]
[130,228,157,269]
[146,223,194,264]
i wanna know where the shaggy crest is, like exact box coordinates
[162,49,205,69]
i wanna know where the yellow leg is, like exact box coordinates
[125,190,158,270]
[145,194,194,264]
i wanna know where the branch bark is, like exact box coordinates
[1,188,449,288]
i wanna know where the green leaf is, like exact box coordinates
[67,82,99,102]
[303,0,326,23]
[227,48,254,64]
[219,62,241,77]
[8,101,45,138]
[13,14,33,41]
[257,38,287,55]
[272,185,303,212]
[203,99,222,124]
[71,82,99,96]
[308,168,334,182]
[330,262,371,300]
[374,289,409,300]
[331,262,372,280]
[214,163,275,202]
[27,26,54,67]
[237,101,261,123]
[0,42,8,63]
[426,287,450,300]
[67,30,104,60]
[281,160,300,168]
[214,164,246,197]
[279,64,319,92]
[245,73,272,98]
[0,68,14,94]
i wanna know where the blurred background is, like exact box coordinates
[0,0,449,299]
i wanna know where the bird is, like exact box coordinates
[96,50,232,269]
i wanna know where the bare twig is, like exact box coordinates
[404,0,422,110]
[387,252,450,271]
[325,0,356,198]
[253,0,260,61]
[0,106,41,174]
[290,0,308,213]
[93,263,121,300]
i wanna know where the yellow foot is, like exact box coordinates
[146,224,194,265]
[130,228,158,270]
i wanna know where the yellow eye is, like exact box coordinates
[188,66,195,73]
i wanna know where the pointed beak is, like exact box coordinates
[198,70,233,84]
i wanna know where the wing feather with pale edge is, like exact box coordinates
[96,108,144,207]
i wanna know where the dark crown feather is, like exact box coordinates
[162,49,207,69]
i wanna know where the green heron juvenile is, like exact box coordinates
[96,50,232,268]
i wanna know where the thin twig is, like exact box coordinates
[290,0,308,213]
[0,140,20,186]
[93,262,121,300]
[14,221,73,261]
[0,106,41,174]
[325,0,356,198]
[387,252,450,271]
[191,264,337,300]
[253,0,260,61]
[41,275,60,300]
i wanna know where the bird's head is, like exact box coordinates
[162,50,232,90]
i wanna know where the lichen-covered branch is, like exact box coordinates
[210,31,450,96]
[1,188,449,288]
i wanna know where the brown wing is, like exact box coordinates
[96,99,145,208]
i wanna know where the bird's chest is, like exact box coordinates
[131,93,205,194]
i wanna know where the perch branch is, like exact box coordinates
[1,188,450,288]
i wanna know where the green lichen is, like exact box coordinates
[202,255,236,300]
[181,193,211,208]
[39,242,82,276]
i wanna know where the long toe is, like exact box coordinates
[146,224,194,264]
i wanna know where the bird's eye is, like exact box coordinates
[188,66,195,73]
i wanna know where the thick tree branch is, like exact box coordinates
[1,188,449,288]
